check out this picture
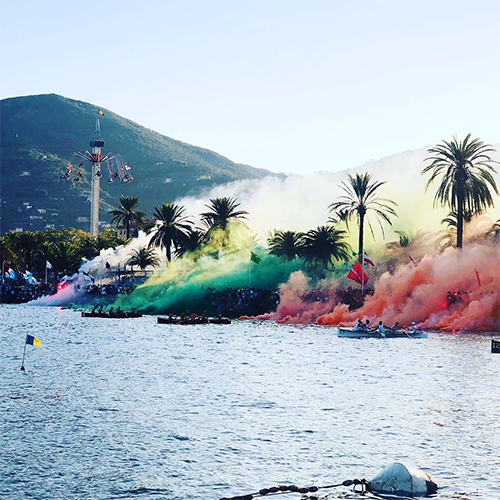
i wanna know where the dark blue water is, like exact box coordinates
[1,305,499,499]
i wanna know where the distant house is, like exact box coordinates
[116,227,127,239]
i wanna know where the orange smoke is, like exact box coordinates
[266,242,499,332]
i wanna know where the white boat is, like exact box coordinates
[338,328,428,339]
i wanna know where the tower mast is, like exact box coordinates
[89,118,104,237]
[75,112,113,237]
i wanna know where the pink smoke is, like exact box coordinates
[259,271,340,324]
[265,242,499,332]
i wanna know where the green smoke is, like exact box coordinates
[113,223,302,315]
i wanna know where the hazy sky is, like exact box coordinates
[1,0,499,174]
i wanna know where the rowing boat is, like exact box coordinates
[338,328,427,339]
[157,317,231,325]
[81,312,143,318]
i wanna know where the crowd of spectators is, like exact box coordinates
[1,282,57,303]
[2,275,375,314]
[210,287,280,316]
[336,286,374,310]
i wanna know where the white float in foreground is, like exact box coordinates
[369,462,438,497]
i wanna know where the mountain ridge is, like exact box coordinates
[0,93,273,233]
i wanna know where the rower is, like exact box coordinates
[390,321,400,333]
[377,321,386,338]
[353,319,363,331]
[363,319,371,332]
[410,321,418,333]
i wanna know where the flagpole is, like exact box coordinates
[20,335,27,371]
[361,252,365,296]
[45,262,48,285]
[249,261,251,288]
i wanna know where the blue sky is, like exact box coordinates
[1,0,499,174]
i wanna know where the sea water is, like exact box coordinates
[1,304,499,499]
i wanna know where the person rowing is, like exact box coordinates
[376,320,386,338]
[390,321,400,333]
[353,319,363,332]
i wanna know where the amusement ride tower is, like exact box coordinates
[75,112,113,237]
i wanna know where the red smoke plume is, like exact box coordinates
[264,242,499,332]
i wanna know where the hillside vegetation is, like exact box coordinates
[1,94,271,233]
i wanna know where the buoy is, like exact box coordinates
[369,462,438,497]
[219,462,438,499]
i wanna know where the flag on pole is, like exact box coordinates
[25,334,41,347]
[250,251,261,264]
[23,271,39,285]
[46,260,53,270]
[363,253,374,266]
[347,261,369,285]
[474,268,481,287]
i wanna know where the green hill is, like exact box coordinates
[0,94,272,233]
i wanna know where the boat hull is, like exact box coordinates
[157,317,231,325]
[81,312,143,318]
[338,328,427,339]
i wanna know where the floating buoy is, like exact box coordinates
[369,462,438,497]
[219,462,438,499]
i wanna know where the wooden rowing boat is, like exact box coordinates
[157,317,231,325]
[338,328,427,339]
[81,312,143,318]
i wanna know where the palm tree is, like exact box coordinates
[0,234,16,276]
[13,231,42,271]
[329,173,397,263]
[300,226,351,269]
[126,247,161,273]
[148,203,193,264]
[487,218,500,240]
[174,229,206,258]
[422,134,498,248]
[110,195,146,239]
[201,197,248,231]
[267,230,304,260]
[440,209,474,231]
[45,241,79,276]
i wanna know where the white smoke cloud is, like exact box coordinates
[177,146,500,244]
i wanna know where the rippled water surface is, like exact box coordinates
[1,305,499,499]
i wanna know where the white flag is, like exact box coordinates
[46,260,53,270]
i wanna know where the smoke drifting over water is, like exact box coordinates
[34,147,500,331]
[265,242,499,332]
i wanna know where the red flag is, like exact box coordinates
[347,261,369,285]
[474,268,481,287]
[363,253,374,266]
